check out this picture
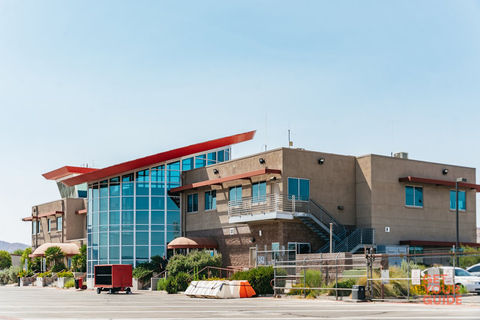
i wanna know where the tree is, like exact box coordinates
[44,246,64,270]
[12,249,24,256]
[20,248,32,269]
[71,245,86,272]
[0,250,12,269]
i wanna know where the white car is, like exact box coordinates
[421,267,480,294]
[466,263,480,277]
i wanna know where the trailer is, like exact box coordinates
[94,264,132,294]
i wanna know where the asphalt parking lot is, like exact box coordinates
[1,285,480,319]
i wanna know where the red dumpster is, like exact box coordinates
[94,264,132,294]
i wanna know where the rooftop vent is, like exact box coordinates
[393,152,409,159]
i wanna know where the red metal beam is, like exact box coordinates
[399,176,480,192]
[60,131,256,187]
[22,211,64,221]
[400,240,480,248]
[170,168,282,193]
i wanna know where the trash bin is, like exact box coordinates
[351,285,365,300]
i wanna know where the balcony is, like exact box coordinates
[228,194,310,224]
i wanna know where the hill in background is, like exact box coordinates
[0,241,29,253]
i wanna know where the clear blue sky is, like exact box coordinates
[1,1,480,244]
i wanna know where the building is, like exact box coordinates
[29,131,479,282]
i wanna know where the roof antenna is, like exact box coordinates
[288,122,293,148]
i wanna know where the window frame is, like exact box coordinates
[287,177,310,202]
[449,190,466,211]
[405,185,424,208]
[229,186,242,207]
[187,193,198,213]
[205,190,217,211]
[252,181,267,204]
[56,216,63,231]
[47,219,51,233]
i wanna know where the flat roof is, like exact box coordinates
[59,130,256,187]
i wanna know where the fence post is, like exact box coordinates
[453,245,456,300]
[407,254,410,300]
[335,253,339,301]
[303,258,306,298]
[273,259,277,297]
[293,195,296,212]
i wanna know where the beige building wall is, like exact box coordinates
[357,154,477,245]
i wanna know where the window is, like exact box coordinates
[405,186,423,207]
[272,242,280,261]
[57,216,63,231]
[37,221,41,234]
[47,219,51,233]
[32,222,36,235]
[288,242,311,259]
[252,181,266,203]
[205,190,217,210]
[229,186,242,206]
[187,194,198,213]
[450,190,466,211]
[288,178,310,201]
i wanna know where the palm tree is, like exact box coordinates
[44,246,65,270]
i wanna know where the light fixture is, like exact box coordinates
[213,169,219,175]
[259,158,265,164]
[442,169,449,175]
[318,158,325,165]
[249,238,255,243]
[337,206,344,210]
[269,176,276,181]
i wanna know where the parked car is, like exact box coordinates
[466,263,480,277]
[421,267,480,294]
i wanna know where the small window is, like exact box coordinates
[450,190,466,211]
[252,181,267,203]
[272,242,280,261]
[205,190,217,211]
[37,221,41,234]
[288,178,310,201]
[405,186,423,207]
[57,216,63,231]
[187,194,198,213]
[229,186,242,206]
[32,222,37,235]
[47,219,51,233]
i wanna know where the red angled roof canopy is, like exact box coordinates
[22,211,64,221]
[399,176,480,192]
[43,166,98,181]
[60,131,256,187]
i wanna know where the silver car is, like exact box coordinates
[466,263,480,277]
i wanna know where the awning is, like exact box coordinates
[170,168,282,193]
[400,240,480,248]
[30,243,80,257]
[43,166,98,181]
[399,176,480,192]
[76,209,87,215]
[22,211,64,222]
[167,237,218,249]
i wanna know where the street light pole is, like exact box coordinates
[456,177,467,266]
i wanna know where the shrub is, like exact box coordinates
[167,250,222,278]
[51,262,66,273]
[0,266,21,285]
[230,266,275,295]
[157,278,168,291]
[0,250,12,269]
[329,278,356,296]
[287,269,323,297]
[57,270,74,278]
[132,263,154,281]
[38,270,52,278]
[165,277,178,294]
[175,272,191,292]
[64,278,75,288]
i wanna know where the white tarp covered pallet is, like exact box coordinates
[185,280,256,298]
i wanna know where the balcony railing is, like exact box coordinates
[228,193,309,218]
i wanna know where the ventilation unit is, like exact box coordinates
[393,152,409,159]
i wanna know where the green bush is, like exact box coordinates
[0,266,21,285]
[287,269,323,297]
[167,250,222,278]
[57,270,74,278]
[157,278,168,291]
[51,263,66,273]
[230,266,275,295]
[64,278,75,288]
[175,272,191,292]
[329,278,356,296]
[0,250,12,269]
[165,277,178,294]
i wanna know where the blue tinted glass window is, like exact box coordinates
[182,158,193,171]
[225,149,230,161]
[167,161,180,171]
[109,183,120,197]
[252,182,267,203]
[229,186,242,205]
[122,182,134,196]
[205,190,217,210]
[122,246,133,259]
[151,246,164,257]
[136,246,149,259]
[299,179,310,201]
[122,232,134,245]
[136,197,149,210]
[217,150,224,162]
[187,194,198,213]
[405,186,422,207]
[207,152,216,165]
[56,217,62,231]
[167,231,178,242]
[167,170,181,183]
[151,211,165,224]
[167,211,180,224]
[136,211,149,224]
[109,246,119,259]
[109,197,120,210]
[288,178,298,200]
[136,169,149,182]
[99,212,108,225]
[136,225,148,231]
[99,198,108,211]
[110,211,120,224]
[195,154,206,168]
[151,225,164,231]
[109,225,120,232]
[151,232,164,245]
[122,197,134,210]
[136,182,149,196]
[167,196,180,210]
[136,232,149,245]
[288,178,309,201]
[151,183,165,196]
[167,183,180,190]
[99,180,108,197]
[92,183,99,199]
[151,169,165,182]
[109,232,120,245]
[99,232,108,246]
[122,211,134,225]
[122,173,134,182]
[151,197,165,210]
[99,247,108,259]
[450,190,466,210]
